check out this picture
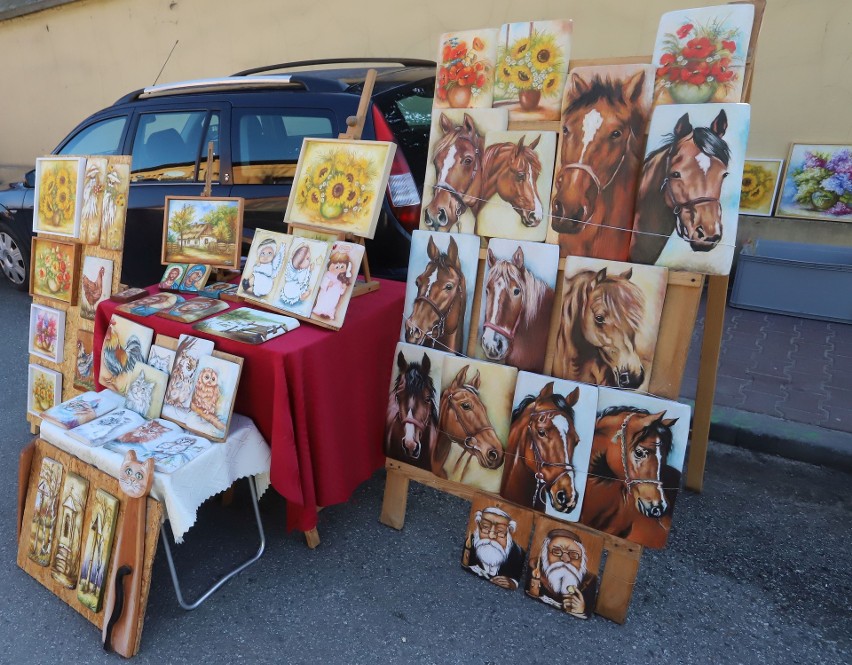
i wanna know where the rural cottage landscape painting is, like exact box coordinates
[162,197,243,269]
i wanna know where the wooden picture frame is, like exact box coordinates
[29,237,82,306]
[739,158,784,217]
[776,144,852,223]
[161,196,244,269]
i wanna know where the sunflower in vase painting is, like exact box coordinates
[496,30,564,112]
[294,148,377,225]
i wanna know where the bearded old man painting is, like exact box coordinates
[526,523,601,619]
[461,501,532,590]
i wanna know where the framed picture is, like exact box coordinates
[28,303,67,364]
[776,144,852,222]
[29,237,81,306]
[284,138,396,239]
[740,159,784,216]
[32,156,86,238]
[27,364,62,417]
[162,196,244,269]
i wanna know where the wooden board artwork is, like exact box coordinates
[17,438,162,657]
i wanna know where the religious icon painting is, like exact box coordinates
[28,303,66,364]
[652,4,754,106]
[26,456,64,567]
[99,314,155,393]
[100,157,131,251]
[79,255,114,321]
[401,230,480,354]
[29,237,81,306]
[547,63,655,261]
[384,342,448,474]
[73,329,96,392]
[501,372,597,523]
[80,156,107,245]
[275,237,330,317]
[629,102,750,275]
[474,130,558,242]
[580,388,690,549]
[116,291,182,317]
[525,515,602,619]
[198,282,239,299]
[162,196,244,269]
[474,238,559,373]
[177,264,213,292]
[237,229,292,305]
[32,156,86,238]
[493,20,573,122]
[110,287,148,304]
[438,355,518,493]
[310,240,365,328]
[77,488,119,612]
[122,363,169,419]
[159,263,187,290]
[27,364,62,418]
[461,494,533,591]
[739,158,783,217]
[155,297,229,324]
[553,257,668,392]
[420,108,509,235]
[434,28,498,110]
[50,472,90,589]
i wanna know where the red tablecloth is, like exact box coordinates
[94,280,404,531]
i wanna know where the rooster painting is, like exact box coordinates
[74,336,95,391]
[79,257,113,321]
[99,316,152,392]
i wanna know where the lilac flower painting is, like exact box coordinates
[777,145,852,222]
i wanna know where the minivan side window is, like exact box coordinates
[131,110,216,182]
[232,110,335,185]
[59,116,128,156]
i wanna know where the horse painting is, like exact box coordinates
[549,69,651,260]
[501,382,582,514]
[479,243,556,373]
[435,364,505,484]
[553,265,650,389]
[580,406,681,549]
[403,235,468,353]
[479,134,545,229]
[630,109,732,264]
[385,350,439,473]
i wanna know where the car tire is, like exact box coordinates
[0,222,29,290]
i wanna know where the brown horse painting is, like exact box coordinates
[630,109,731,264]
[550,70,649,260]
[403,235,467,353]
[501,382,582,514]
[479,245,555,373]
[435,365,505,481]
[553,267,647,389]
[480,135,544,228]
[580,406,680,549]
[385,351,439,472]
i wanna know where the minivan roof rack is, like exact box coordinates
[138,75,310,99]
[232,58,436,77]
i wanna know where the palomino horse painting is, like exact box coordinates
[547,65,654,260]
[437,356,517,492]
[553,257,667,392]
[475,130,557,242]
[420,109,508,234]
[629,103,751,275]
[475,238,558,373]
[385,344,444,474]
[501,373,597,523]
[580,388,690,549]
[401,231,479,353]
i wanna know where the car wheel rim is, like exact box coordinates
[0,232,26,284]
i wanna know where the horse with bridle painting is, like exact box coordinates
[501,382,582,514]
[630,109,731,264]
[435,364,505,481]
[403,235,467,353]
[481,135,544,228]
[479,245,554,372]
[553,267,647,389]
[385,351,439,472]
[580,406,680,549]
[550,70,649,260]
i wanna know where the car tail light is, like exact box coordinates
[372,105,421,233]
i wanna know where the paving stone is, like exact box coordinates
[775,405,830,427]
[832,354,852,374]
[745,372,790,396]
[824,405,852,433]
[679,374,697,400]
[730,317,767,335]
[739,389,782,416]
[763,316,799,334]
[748,357,791,378]
[825,371,852,392]
[790,340,832,359]
[779,388,829,413]
[795,319,832,343]
[785,370,829,394]
[725,331,763,350]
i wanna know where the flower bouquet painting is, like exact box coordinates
[33,157,86,238]
[28,364,62,417]
[29,237,80,306]
[777,145,852,222]
[652,4,754,105]
[29,304,66,364]
[739,159,783,216]
[434,28,498,109]
[493,20,572,121]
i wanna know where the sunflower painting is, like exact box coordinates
[33,157,86,238]
[739,159,783,217]
[493,20,573,122]
[284,138,396,239]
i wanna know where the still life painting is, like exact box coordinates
[162,196,243,269]
[275,238,329,317]
[79,255,114,321]
[434,28,498,109]
[776,145,852,222]
[123,363,169,419]
[739,158,783,216]
[310,240,365,327]
[100,158,130,251]
[28,364,62,417]
[33,156,86,238]
[99,314,155,393]
[285,138,396,239]
[30,237,80,305]
[77,488,119,612]
[193,307,299,344]
[26,456,63,567]
[50,472,89,588]
[29,303,66,364]
[493,20,572,121]
[80,156,107,244]
[74,329,95,391]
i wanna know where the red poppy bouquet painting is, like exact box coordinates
[652,4,754,105]
[435,29,498,109]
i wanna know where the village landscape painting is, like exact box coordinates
[162,197,243,269]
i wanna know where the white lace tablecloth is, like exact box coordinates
[39,413,270,542]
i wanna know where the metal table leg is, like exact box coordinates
[161,475,266,610]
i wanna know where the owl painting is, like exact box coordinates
[181,355,241,441]
[191,367,221,422]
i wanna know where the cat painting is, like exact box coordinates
[147,345,176,375]
[117,450,155,499]
[103,419,182,455]
[122,363,168,419]
[125,373,155,416]
[163,335,213,415]
[67,408,145,447]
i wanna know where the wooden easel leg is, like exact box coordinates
[304,528,321,549]
[379,467,410,530]
[595,548,642,624]
[686,273,729,492]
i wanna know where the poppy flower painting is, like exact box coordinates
[435,29,498,109]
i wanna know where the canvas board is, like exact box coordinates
[122,363,169,419]
[117,292,183,317]
[29,237,81,306]
[98,315,155,393]
[309,240,365,328]
[739,158,783,217]
[50,471,89,588]
[155,297,229,323]
[67,408,146,447]
[25,456,64,567]
[776,145,852,222]
[80,156,107,245]
[177,264,213,292]
[73,329,96,391]
[434,28,498,109]
[274,237,330,317]
[79,255,114,321]
[100,158,131,250]
[33,156,86,238]
[29,303,66,364]
[237,229,293,304]
[27,364,62,418]
[40,390,124,429]
[76,488,119,612]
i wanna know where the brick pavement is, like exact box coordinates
[680,299,852,435]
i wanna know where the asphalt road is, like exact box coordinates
[1,278,850,664]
